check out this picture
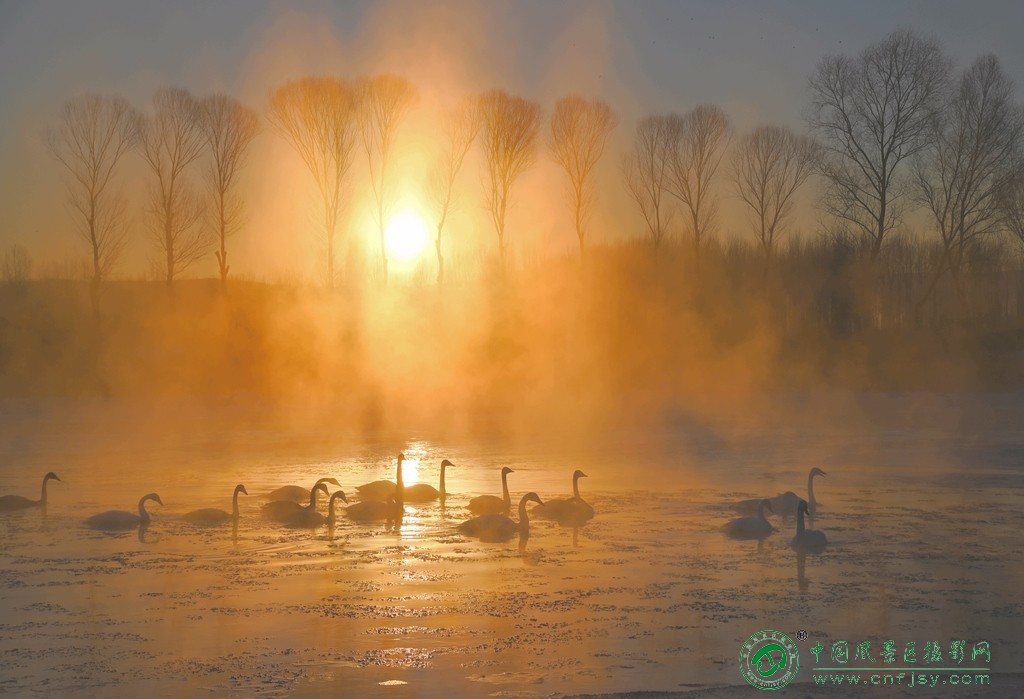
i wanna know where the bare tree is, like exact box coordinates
[664,104,732,253]
[1,244,32,285]
[730,125,820,259]
[1001,175,1024,249]
[915,55,1024,295]
[428,98,480,284]
[137,88,209,285]
[357,75,417,284]
[200,94,260,286]
[479,89,542,265]
[623,115,673,249]
[47,94,137,311]
[548,95,617,259]
[268,77,357,289]
[807,29,951,260]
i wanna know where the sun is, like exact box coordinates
[385,211,429,262]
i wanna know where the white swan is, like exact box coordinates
[87,493,163,531]
[734,467,826,518]
[532,469,594,524]
[183,484,248,525]
[468,466,514,515]
[356,454,406,501]
[0,472,61,511]
[723,498,775,539]
[403,459,454,503]
[347,453,405,522]
[790,499,827,552]
[288,490,347,528]
[263,482,329,522]
[458,492,544,550]
[266,477,340,503]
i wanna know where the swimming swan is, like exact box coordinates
[347,453,405,521]
[468,466,514,516]
[458,492,544,550]
[0,472,61,511]
[403,459,454,503]
[288,490,348,528]
[263,482,329,522]
[790,499,827,552]
[266,477,341,503]
[183,484,248,525]
[735,467,827,518]
[86,493,163,531]
[532,469,594,524]
[723,498,775,539]
[326,490,350,526]
[356,454,406,501]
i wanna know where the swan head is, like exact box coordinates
[44,472,61,483]
[397,452,406,462]
[143,493,163,506]
[797,499,810,515]
[235,484,248,496]
[521,492,544,507]
[811,467,827,478]
[314,482,330,496]
[573,470,588,479]
[759,498,774,514]
[330,490,349,504]
[440,459,454,468]
[501,467,514,476]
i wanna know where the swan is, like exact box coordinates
[0,472,61,511]
[263,482,329,522]
[734,467,827,518]
[356,454,406,501]
[723,498,776,539]
[458,492,544,550]
[403,459,454,503]
[326,490,349,526]
[265,477,341,503]
[532,469,594,524]
[288,490,348,528]
[468,466,514,515]
[183,484,248,525]
[86,493,163,531]
[790,499,827,552]
[348,453,405,521]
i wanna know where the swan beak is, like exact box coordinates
[240,486,249,495]
[341,492,349,504]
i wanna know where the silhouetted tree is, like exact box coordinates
[549,95,617,259]
[623,115,673,249]
[479,89,542,266]
[730,125,819,260]
[428,98,480,284]
[47,93,137,312]
[808,29,951,260]
[200,93,260,286]
[137,88,209,285]
[915,55,1024,296]
[357,75,417,285]
[268,77,357,289]
[1,244,32,285]
[665,104,731,254]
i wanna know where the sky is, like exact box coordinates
[1,0,1023,277]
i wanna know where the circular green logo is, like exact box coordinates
[739,630,800,690]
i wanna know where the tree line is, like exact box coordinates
[38,29,1024,317]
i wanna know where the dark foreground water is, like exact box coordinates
[0,393,1022,697]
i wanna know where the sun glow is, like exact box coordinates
[385,211,429,261]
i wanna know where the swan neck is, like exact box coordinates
[807,472,816,505]
[572,473,581,500]
[232,490,240,518]
[518,500,530,536]
[40,476,49,505]
[439,464,446,495]
[796,507,805,535]
[501,472,510,505]
[139,498,150,523]
[308,488,319,509]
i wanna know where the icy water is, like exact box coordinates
[0,394,1022,697]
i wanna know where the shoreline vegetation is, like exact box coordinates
[3,237,1024,438]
